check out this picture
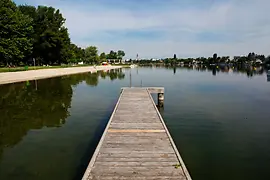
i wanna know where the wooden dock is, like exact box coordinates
[82,87,192,180]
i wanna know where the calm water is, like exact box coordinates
[0,66,270,180]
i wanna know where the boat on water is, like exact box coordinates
[130,64,137,68]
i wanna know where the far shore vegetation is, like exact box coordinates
[136,53,270,67]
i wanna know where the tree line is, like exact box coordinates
[137,53,270,66]
[0,0,125,66]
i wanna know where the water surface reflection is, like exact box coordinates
[162,65,269,81]
[0,69,125,160]
[1,67,270,180]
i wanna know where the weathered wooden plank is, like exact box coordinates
[110,123,163,129]
[114,116,158,120]
[106,132,169,137]
[112,120,160,123]
[95,157,178,162]
[101,145,173,151]
[98,151,176,155]
[82,88,191,180]
[103,138,172,146]
[107,129,165,133]
[115,111,157,115]
[104,137,170,143]
[121,87,165,94]
[97,153,177,158]
[112,113,158,116]
[94,161,180,167]
[99,147,175,153]
[112,117,159,123]
[88,176,182,180]
[90,167,185,177]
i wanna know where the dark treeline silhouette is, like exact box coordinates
[162,64,267,78]
[0,0,125,66]
[137,52,270,67]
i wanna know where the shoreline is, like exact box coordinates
[0,66,122,85]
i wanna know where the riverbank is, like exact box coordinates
[0,65,90,73]
[0,66,122,85]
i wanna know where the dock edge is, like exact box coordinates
[146,89,192,180]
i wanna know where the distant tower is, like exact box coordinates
[136,54,139,61]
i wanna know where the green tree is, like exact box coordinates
[70,44,77,63]
[265,56,270,64]
[107,50,117,60]
[19,5,75,65]
[237,56,248,64]
[257,55,265,62]
[18,5,36,19]
[99,52,106,61]
[248,53,252,61]
[213,53,217,63]
[22,6,71,65]
[0,0,33,65]
[18,5,37,64]
[85,46,98,64]
[58,27,72,64]
[100,52,106,61]
[117,50,125,60]
[67,44,81,64]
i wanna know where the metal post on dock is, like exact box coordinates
[129,69,132,87]
[158,92,164,107]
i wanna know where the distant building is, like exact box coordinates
[255,59,263,64]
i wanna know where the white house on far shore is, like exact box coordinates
[255,59,263,64]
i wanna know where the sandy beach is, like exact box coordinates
[0,66,122,85]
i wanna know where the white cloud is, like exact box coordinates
[16,0,270,58]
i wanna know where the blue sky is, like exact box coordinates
[14,0,270,59]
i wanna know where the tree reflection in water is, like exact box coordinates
[164,64,267,78]
[0,69,125,158]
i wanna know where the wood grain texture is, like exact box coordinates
[82,88,191,180]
